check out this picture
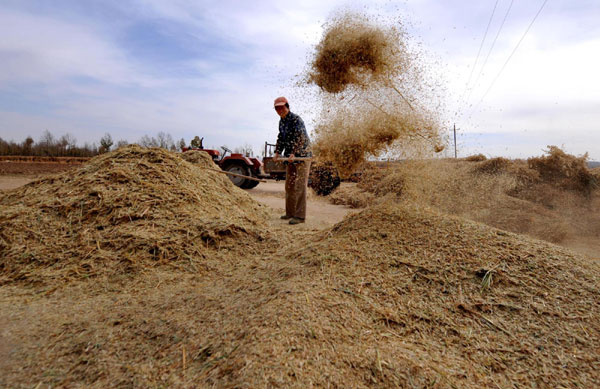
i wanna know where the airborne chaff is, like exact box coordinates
[306,11,446,176]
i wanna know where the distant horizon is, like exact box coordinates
[2,129,600,167]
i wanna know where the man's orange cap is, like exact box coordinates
[274,96,288,107]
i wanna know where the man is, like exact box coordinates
[273,96,312,225]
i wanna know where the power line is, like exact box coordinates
[466,0,515,103]
[475,0,550,107]
[458,0,500,112]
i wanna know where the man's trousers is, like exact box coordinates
[285,161,311,219]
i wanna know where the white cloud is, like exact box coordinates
[0,9,138,85]
[0,0,599,160]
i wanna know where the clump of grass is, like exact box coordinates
[329,185,375,208]
[465,154,487,162]
[528,146,598,194]
[475,157,511,175]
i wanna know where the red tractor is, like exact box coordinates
[182,138,265,189]
[183,138,341,195]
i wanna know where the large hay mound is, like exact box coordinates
[273,203,599,387]
[329,184,375,208]
[0,145,268,284]
[474,156,511,175]
[3,202,597,387]
[329,148,600,246]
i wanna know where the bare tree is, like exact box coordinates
[234,143,255,157]
[0,132,102,157]
[83,142,98,155]
[57,133,77,156]
[39,130,55,148]
[138,135,156,148]
[138,132,178,150]
[22,136,34,155]
[156,132,175,149]
[62,133,77,149]
[115,139,129,149]
[178,138,186,151]
[99,133,113,153]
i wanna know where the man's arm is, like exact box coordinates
[290,117,308,156]
[275,125,285,157]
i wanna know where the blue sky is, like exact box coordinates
[0,0,599,159]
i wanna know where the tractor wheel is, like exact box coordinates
[223,163,249,188]
[309,161,341,196]
[242,179,260,189]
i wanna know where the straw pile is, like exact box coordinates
[271,202,600,387]
[527,145,598,194]
[474,157,511,174]
[4,202,598,387]
[329,184,375,208]
[0,145,268,284]
[179,150,214,164]
[593,166,600,185]
[329,147,600,245]
[465,154,487,162]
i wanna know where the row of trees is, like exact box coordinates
[0,131,96,157]
[0,131,188,157]
[0,130,259,157]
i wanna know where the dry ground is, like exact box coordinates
[1,158,599,387]
[0,161,83,176]
[0,176,35,191]
[1,196,598,388]
[247,181,359,228]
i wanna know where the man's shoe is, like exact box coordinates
[280,215,292,220]
[289,217,305,225]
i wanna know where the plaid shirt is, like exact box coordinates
[275,111,312,157]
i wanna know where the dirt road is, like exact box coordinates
[0,176,34,191]
[247,181,358,229]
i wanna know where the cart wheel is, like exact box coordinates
[242,179,260,189]
[309,162,340,196]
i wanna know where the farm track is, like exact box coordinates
[0,160,83,175]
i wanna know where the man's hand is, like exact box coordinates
[274,152,280,161]
[288,153,295,162]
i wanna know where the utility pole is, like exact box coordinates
[453,123,457,159]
